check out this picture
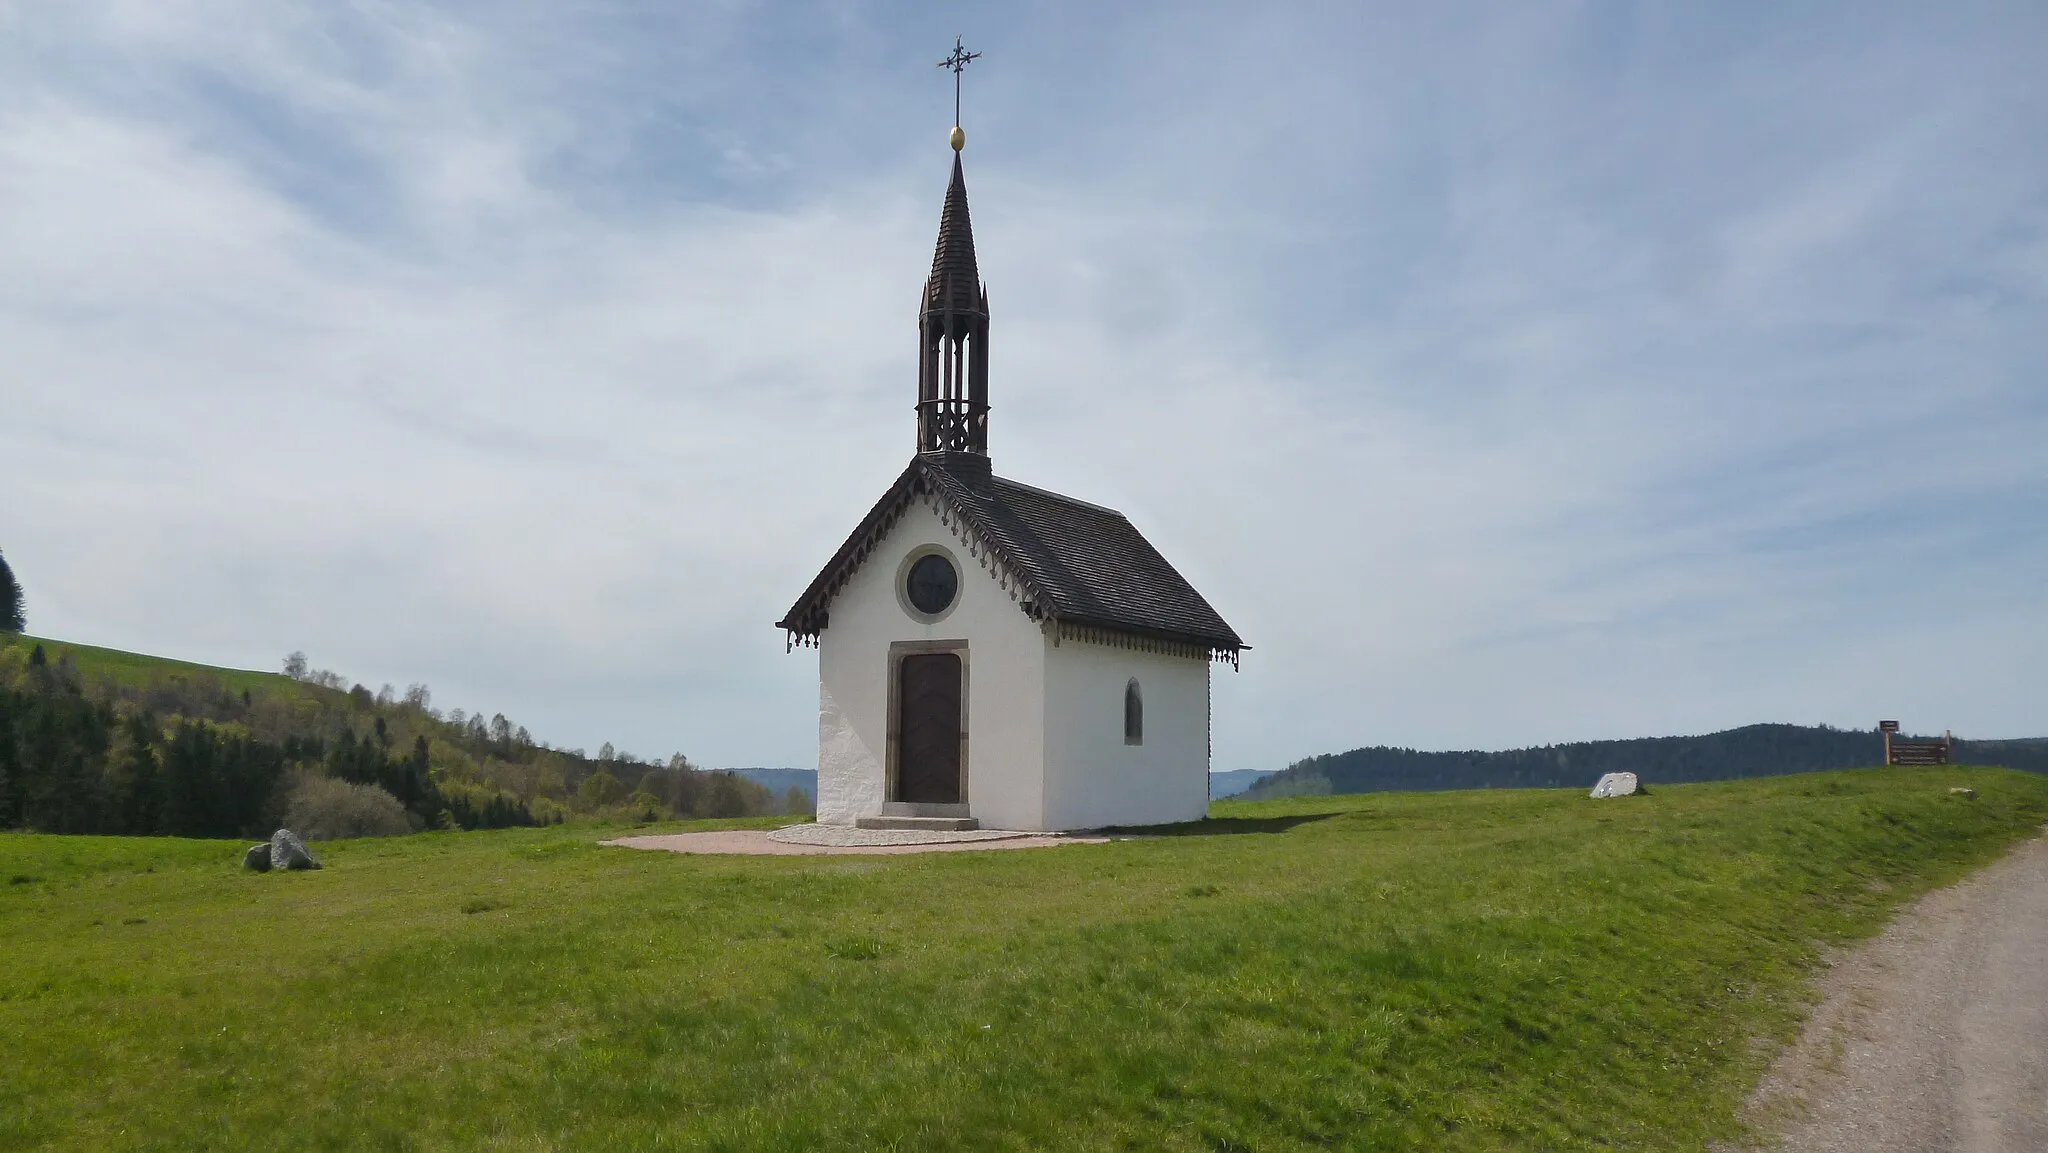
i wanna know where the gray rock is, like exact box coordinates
[270,828,321,871]
[1590,771,1640,799]
[242,843,272,872]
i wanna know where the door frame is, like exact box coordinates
[884,639,970,810]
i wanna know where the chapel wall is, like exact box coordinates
[815,498,1047,828]
[1039,638,1210,830]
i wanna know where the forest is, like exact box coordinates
[1245,722,2048,800]
[0,635,793,840]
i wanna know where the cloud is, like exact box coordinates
[2,2,2044,772]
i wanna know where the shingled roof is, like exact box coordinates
[777,452,1245,661]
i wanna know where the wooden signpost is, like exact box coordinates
[1879,720,1950,766]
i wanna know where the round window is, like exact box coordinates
[904,553,959,616]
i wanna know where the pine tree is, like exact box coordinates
[0,550,23,633]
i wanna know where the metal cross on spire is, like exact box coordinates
[937,36,981,128]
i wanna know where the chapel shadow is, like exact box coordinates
[1101,812,1342,838]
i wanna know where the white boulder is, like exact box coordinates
[1590,772,1639,799]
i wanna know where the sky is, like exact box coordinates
[3,2,2044,772]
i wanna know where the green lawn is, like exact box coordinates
[3,769,2043,1151]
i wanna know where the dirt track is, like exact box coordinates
[1745,830,2048,1151]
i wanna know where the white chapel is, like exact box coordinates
[777,121,1245,833]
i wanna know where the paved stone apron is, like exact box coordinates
[767,824,1050,847]
[601,827,1110,856]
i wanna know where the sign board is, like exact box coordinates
[1879,720,1900,733]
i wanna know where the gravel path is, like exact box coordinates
[1745,830,2048,1151]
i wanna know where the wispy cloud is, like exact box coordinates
[3,2,2043,769]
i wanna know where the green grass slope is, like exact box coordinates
[3,769,2044,1150]
[1,633,315,701]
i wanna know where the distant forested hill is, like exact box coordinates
[1209,769,1276,798]
[1245,723,2048,800]
[727,768,815,803]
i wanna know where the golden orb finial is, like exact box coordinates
[949,124,965,152]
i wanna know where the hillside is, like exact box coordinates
[3,769,2043,1148]
[1247,722,2048,800]
[0,634,785,838]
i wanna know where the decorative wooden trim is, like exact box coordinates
[781,461,1060,649]
[1047,620,1238,666]
[920,487,1053,621]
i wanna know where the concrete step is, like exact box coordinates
[856,815,980,832]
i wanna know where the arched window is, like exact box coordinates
[1124,679,1143,746]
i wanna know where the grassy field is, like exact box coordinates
[2,769,2044,1151]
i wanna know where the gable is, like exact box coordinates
[777,452,1245,662]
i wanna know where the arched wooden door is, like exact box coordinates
[895,651,963,804]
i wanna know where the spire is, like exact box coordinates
[916,149,990,455]
[924,154,983,317]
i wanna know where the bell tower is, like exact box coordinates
[917,39,989,456]
[916,144,989,454]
